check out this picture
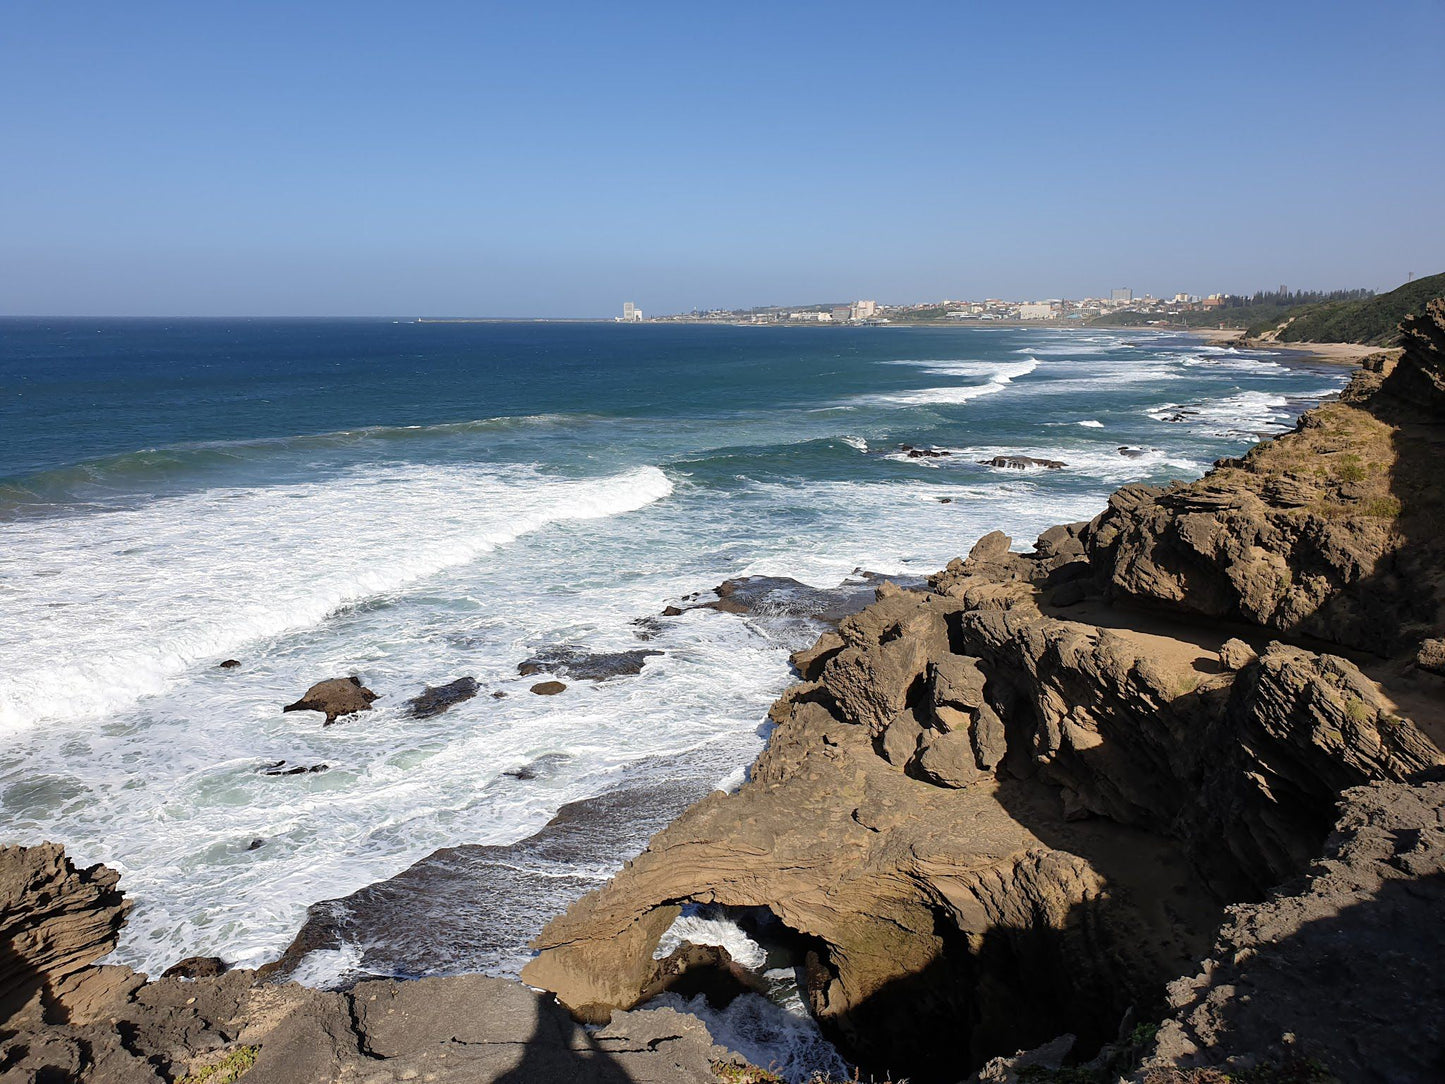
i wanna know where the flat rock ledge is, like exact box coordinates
[0,843,749,1084]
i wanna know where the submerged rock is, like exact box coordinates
[218,659,241,669]
[405,676,479,718]
[259,761,329,776]
[978,454,1067,470]
[518,648,661,681]
[282,676,378,725]
[900,443,951,458]
[530,680,567,696]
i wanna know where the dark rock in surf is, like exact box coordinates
[1117,446,1147,458]
[978,455,1066,470]
[405,676,479,718]
[518,648,661,682]
[247,838,265,850]
[260,761,329,776]
[631,616,666,641]
[219,659,241,669]
[900,443,950,459]
[283,676,378,725]
[162,955,228,980]
[530,681,567,696]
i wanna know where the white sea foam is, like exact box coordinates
[840,435,868,452]
[866,357,1038,405]
[1147,391,1295,439]
[653,991,851,1083]
[654,909,769,970]
[0,465,673,733]
[1077,419,1105,428]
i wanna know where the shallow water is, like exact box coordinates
[0,320,1345,996]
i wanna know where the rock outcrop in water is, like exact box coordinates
[524,318,1445,1081]
[282,675,379,725]
[0,842,749,1083]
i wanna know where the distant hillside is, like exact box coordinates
[1250,271,1445,345]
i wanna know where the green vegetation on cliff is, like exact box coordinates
[1248,271,1445,344]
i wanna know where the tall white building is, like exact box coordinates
[1019,302,1054,320]
[1111,288,1133,302]
[621,302,643,322]
[851,300,877,320]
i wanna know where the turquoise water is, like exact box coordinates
[0,319,1344,991]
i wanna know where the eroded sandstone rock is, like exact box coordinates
[282,675,378,725]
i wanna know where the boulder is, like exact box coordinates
[530,680,567,696]
[218,659,241,669]
[1217,638,1257,671]
[1416,637,1445,675]
[282,676,378,725]
[405,676,480,718]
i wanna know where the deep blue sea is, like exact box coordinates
[0,319,1345,1071]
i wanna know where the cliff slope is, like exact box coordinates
[524,304,1445,1081]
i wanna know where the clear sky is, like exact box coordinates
[2,0,1442,317]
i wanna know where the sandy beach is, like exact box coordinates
[1190,325,1391,362]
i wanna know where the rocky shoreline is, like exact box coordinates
[4,303,1445,1082]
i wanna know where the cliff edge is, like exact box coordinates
[523,303,1445,1081]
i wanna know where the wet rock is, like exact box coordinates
[518,648,661,681]
[247,838,265,850]
[218,659,241,669]
[1117,446,1147,459]
[260,761,329,776]
[631,616,665,640]
[938,496,953,503]
[490,690,507,699]
[901,443,950,458]
[531,680,567,696]
[979,455,1066,470]
[660,605,685,617]
[282,676,378,725]
[405,676,479,718]
[162,955,228,980]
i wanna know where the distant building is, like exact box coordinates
[831,305,853,323]
[1201,294,1226,310]
[1111,288,1133,302]
[1019,302,1054,320]
[851,300,878,321]
[621,302,643,322]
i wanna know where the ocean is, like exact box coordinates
[0,319,1343,1049]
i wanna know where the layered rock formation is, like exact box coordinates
[524,310,1445,1081]
[0,844,746,1084]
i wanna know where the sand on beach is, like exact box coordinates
[1191,325,1390,363]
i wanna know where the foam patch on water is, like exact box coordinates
[0,464,673,733]
[653,991,851,1083]
[863,357,1038,405]
[654,908,768,970]
[1146,391,1295,440]
[1077,419,1105,428]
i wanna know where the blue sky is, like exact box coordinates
[2,0,1442,316]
